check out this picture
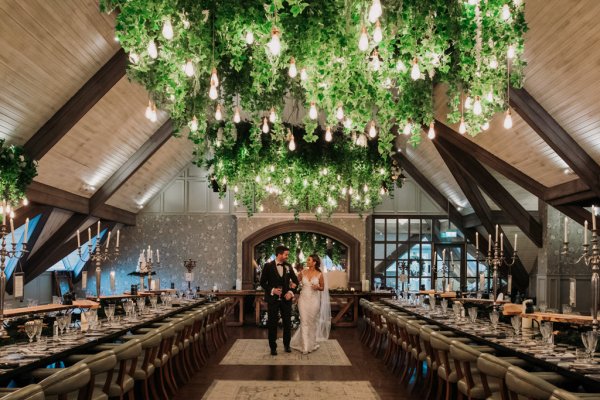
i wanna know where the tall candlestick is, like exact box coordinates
[514,233,518,252]
[442,249,446,263]
[105,231,111,250]
[97,221,101,238]
[476,232,479,250]
[500,233,504,251]
[9,218,15,243]
[479,272,485,291]
[488,234,492,252]
[24,218,29,244]
[434,251,437,267]
[156,249,160,263]
[585,220,589,245]
[110,270,116,292]
[593,205,597,231]
[88,228,91,242]
[77,229,81,248]
[116,230,120,248]
[495,224,499,242]
[508,275,512,294]
[450,250,454,264]
[564,217,568,243]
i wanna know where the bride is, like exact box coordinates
[290,254,331,354]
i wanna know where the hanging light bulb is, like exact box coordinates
[458,117,467,134]
[233,107,241,123]
[128,52,140,64]
[162,18,174,40]
[336,105,344,121]
[309,102,318,120]
[427,122,436,139]
[288,135,296,151]
[482,121,490,131]
[359,26,369,52]
[410,58,421,80]
[501,4,511,21]
[503,109,513,129]
[145,101,154,120]
[288,57,297,78]
[234,199,239,207]
[210,68,219,87]
[259,205,264,212]
[380,186,386,195]
[473,96,482,115]
[513,0,522,6]
[190,116,199,132]
[245,31,254,45]
[262,117,270,133]
[396,60,407,72]
[464,96,472,109]
[300,68,308,81]
[356,134,368,147]
[507,44,516,59]
[370,50,381,71]
[349,187,354,195]
[368,0,382,23]
[368,121,377,138]
[147,40,158,59]
[403,121,412,135]
[489,57,498,69]
[209,84,218,100]
[184,60,195,77]
[344,117,353,129]
[486,90,494,102]
[215,104,223,121]
[22,197,29,206]
[268,27,281,56]
[373,20,383,44]
[218,200,224,210]
[325,126,333,142]
[269,107,277,123]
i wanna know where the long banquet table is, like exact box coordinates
[0,298,206,386]
[381,298,600,392]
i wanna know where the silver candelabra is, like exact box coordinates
[481,229,518,307]
[138,247,159,290]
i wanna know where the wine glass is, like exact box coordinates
[150,296,158,310]
[440,299,448,315]
[540,321,553,345]
[511,316,522,336]
[489,310,499,331]
[34,319,43,342]
[539,302,547,313]
[24,321,36,344]
[105,304,115,325]
[468,307,478,324]
[582,331,599,363]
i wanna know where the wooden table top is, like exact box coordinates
[520,312,594,325]
[86,293,151,300]
[3,300,99,317]
[456,298,511,304]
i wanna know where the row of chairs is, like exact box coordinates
[359,299,600,400]
[0,298,230,400]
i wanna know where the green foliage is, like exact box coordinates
[255,231,346,266]
[0,139,38,212]
[100,0,527,215]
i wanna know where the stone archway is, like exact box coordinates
[242,220,360,289]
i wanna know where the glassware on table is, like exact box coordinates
[24,321,37,343]
[489,310,499,331]
[441,299,448,315]
[540,321,553,345]
[538,302,547,313]
[150,296,158,310]
[581,331,599,363]
[136,298,146,315]
[453,303,461,321]
[105,304,115,325]
[34,319,43,342]
[562,304,572,314]
[468,307,478,324]
[511,316,522,336]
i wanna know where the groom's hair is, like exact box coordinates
[275,245,289,256]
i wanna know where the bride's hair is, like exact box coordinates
[309,254,322,272]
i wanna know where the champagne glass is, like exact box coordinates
[105,304,115,325]
[24,321,36,344]
[540,321,553,345]
[150,296,158,310]
[489,310,499,331]
[468,307,478,324]
[582,331,599,363]
[441,299,448,315]
[34,319,43,342]
[511,316,522,336]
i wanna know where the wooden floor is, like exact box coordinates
[173,324,412,399]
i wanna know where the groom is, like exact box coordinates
[260,245,299,355]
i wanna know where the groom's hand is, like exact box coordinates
[289,282,297,289]
[284,292,294,301]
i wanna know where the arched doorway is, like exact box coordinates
[241,220,360,289]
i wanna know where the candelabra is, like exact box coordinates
[138,247,159,290]
[0,217,29,338]
[480,229,518,308]
[183,259,196,291]
[77,222,120,300]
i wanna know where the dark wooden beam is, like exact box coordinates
[435,121,546,198]
[463,211,541,229]
[89,120,172,213]
[510,87,600,199]
[23,49,127,161]
[10,204,51,229]
[436,134,543,248]
[19,207,52,264]
[26,181,136,225]
[545,178,599,207]
[553,205,593,227]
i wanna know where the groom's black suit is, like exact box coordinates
[260,260,299,352]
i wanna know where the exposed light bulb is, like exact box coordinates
[325,126,333,142]
[427,122,436,139]
[356,134,368,147]
[336,105,344,121]
[513,0,522,6]
[145,101,153,120]
[259,205,264,212]
[215,105,223,121]
[147,40,158,59]
[210,68,219,87]
[482,121,490,131]
[128,52,140,64]
[22,197,29,206]
[209,84,218,100]
[245,31,254,45]
[503,109,513,129]
[344,118,352,129]
[370,50,381,71]
[234,199,239,207]
[368,0,382,24]
[162,19,174,40]
[288,57,297,78]
[380,186,386,195]
[368,122,377,138]
[233,107,241,123]
[373,20,383,44]
[309,102,318,120]
[489,57,498,69]
[473,96,482,115]
[218,200,224,210]
[268,28,281,56]
[190,116,198,132]
[288,136,296,151]
[464,96,472,109]
[501,4,511,21]
[458,117,467,134]
[363,184,369,193]
[411,58,421,80]
[300,68,308,81]
[184,60,195,77]
[507,44,516,59]
[403,122,412,135]
[262,117,270,133]
[359,26,369,52]
[396,60,407,72]
[234,185,239,193]
[486,91,494,102]
[269,107,277,123]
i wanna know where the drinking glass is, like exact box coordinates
[453,303,461,321]
[24,321,36,344]
[150,296,158,310]
[105,304,115,325]
[137,298,146,315]
[489,310,499,330]
[511,316,522,336]
[441,299,448,315]
[468,308,478,324]
[538,302,547,313]
[34,319,43,342]
[540,321,553,345]
[562,304,572,314]
[582,331,599,363]
[374,281,381,291]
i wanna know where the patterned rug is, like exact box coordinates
[219,339,351,366]
[202,380,380,399]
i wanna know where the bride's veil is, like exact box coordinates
[316,267,331,342]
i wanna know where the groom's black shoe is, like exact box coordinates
[270,349,277,356]
[284,347,292,353]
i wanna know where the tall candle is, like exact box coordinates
[116,230,120,248]
[156,249,160,263]
[514,233,518,252]
[97,221,101,238]
[593,206,597,231]
[564,217,568,243]
[24,218,29,243]
[479,272,485,291]
[9,218,15,243]
[500,233,504,251]
[88,228,91,242]
[110,271,116,292]
[495,224,499,242]
[442,249,446,263]
[475,232,479,250]
[508,275,512,294]
[105,231,111,249]
[585,220,589,245]
[77,229,81,248]
[488,234,492,252]
[434,251,437,267]
[450,250,454,265]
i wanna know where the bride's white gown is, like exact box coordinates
[290,275,321,353]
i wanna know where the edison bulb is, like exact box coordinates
[359,26,369,52]
[427,122,436,139]
[464,96,472,109]
[396,60,407,72]
[268,28,281,56]
[150,108,157,122]
[184,60,194,77]
[162,19,174,40]
[502,4,511,21]
[482,121,490,131]
[403,122,412,135]
[489,57,498,69]
[473,96,482,115]
[368,0,382,23]
[22,197,29,206]
[288,58,297,78]
[128,52,140,64]
[209,85,218,100]
[300,68,308,81]
[325,126,333,142]
[503,109,513,129]
[288,136,296,151]
[336,105,344,120]
[368,122,377,138]
[373,20,383,44]
[269,107,277,123]
[262,117,270,133]
[458,117,467,134]
[145,101,153,120]
[410,58,421,80]
[147,40,158,59]
[190,116,199,132]
[215,105,222,121]
[233,108,241,123]
[507,45,516,59]
[371,51,381,71]
[309,102,318,120]
[344,118,352,129]
[210,68,219,87]
[218,200,224,210]
[245,31,254,45]
[486,91,494,102]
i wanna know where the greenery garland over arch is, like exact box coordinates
[0,139,37,219]
[255,231,347,267]
[100,0,527,215]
